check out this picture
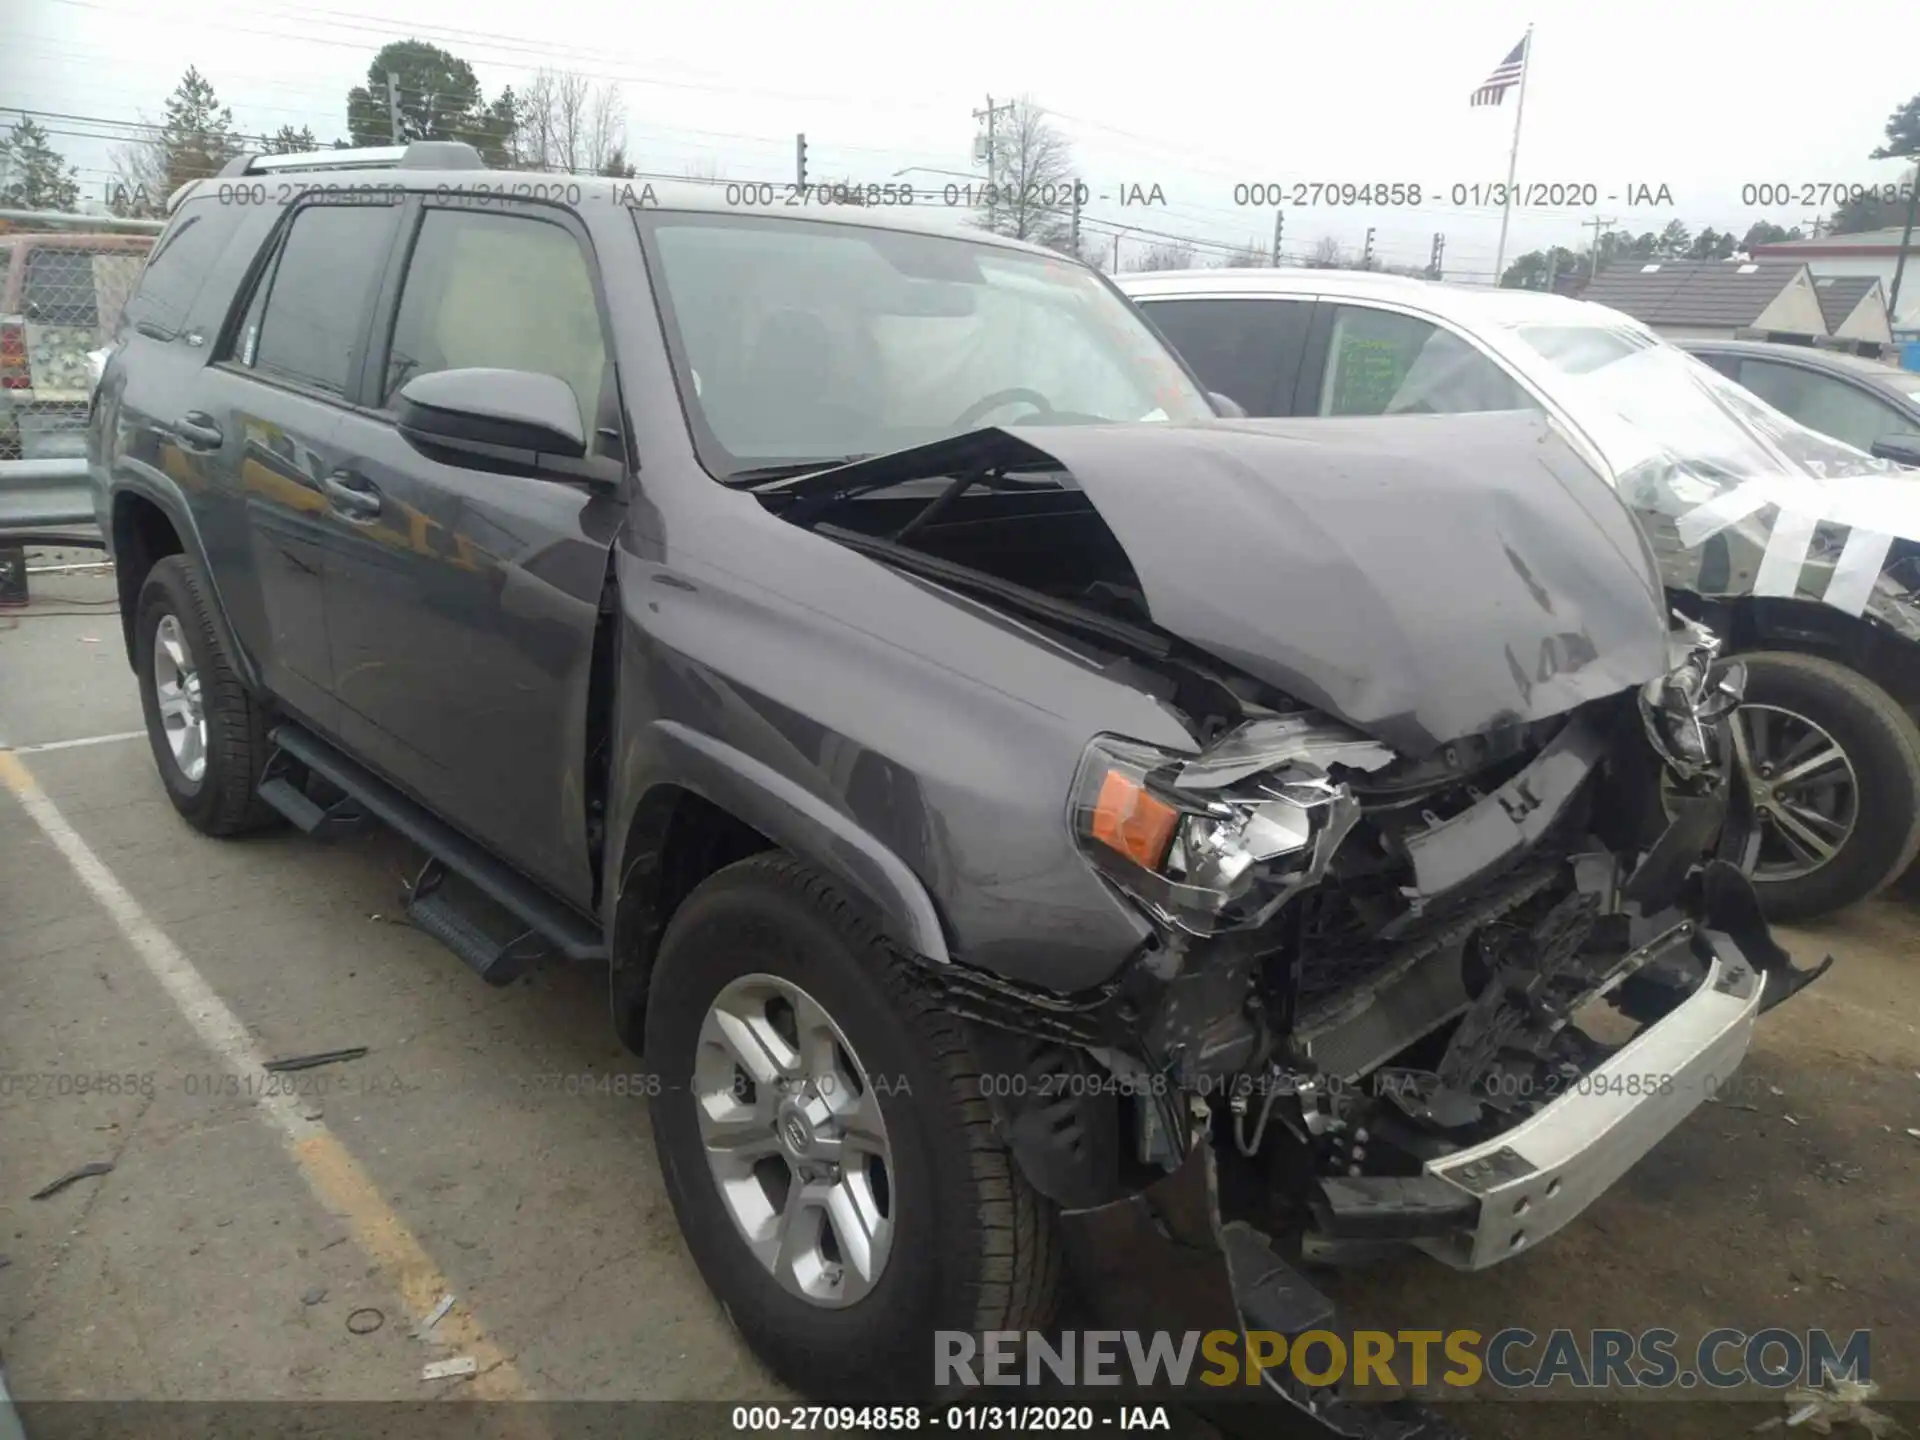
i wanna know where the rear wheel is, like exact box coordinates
[1727,652,1920,922]
[644,853,1060,1400]
[133,556,275,835]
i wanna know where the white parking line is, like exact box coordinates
[0,750,540,1413]
[6,730,146,754]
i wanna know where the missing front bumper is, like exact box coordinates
[1412,925,1763,1269]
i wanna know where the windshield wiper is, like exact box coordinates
[722,457,874,489]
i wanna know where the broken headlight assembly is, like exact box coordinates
[1639,614,1745,779]
[1068,715,1396,936]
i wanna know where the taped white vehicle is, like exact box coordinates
[1121,270,1920,922]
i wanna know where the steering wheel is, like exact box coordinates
[953,388,1054,430]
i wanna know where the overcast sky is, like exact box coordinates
[7,0,1916,279]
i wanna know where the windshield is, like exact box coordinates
[637,212,1214,479]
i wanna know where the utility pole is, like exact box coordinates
[972,96,1015,229]
[1362,227,1376,270]
[1070,180,1081,252]
[795,133,808,190]
[1271,209,1284,265]
[1584,213,1618,280]
[385,71,403,143]
[1890,171,1919,330]
[1112,230,1121,272]
[1544,248,1559,293]
[1429,232,1445,280]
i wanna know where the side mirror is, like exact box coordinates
[1869,432,1920,467]
[1208,391,1249,419]
[396,368,587,461]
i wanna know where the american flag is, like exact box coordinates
[1470,35,1529,107]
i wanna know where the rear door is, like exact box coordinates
[199,198,405,725]
[1293,301,1543,417]
[320,198,627,905]
[1131,295,1314,416]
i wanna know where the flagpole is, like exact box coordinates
[1492,24,1533,286]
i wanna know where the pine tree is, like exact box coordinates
[0,117,81,211]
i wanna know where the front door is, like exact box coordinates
[321,199,627,905]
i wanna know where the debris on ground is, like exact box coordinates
[1752,1376,1902,1435]
[263,1047,370,1073]
[301,1287,327,1306]
[346,1307,385,1335]
[418,1294,455,1335]
[30,1160,114,1200]
[420,1357,477,1382]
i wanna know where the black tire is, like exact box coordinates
[644,853,1060,1401]
[133,555,276,836]
[1735,651,1920,922]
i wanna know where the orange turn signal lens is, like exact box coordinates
[1089,769,1179,870]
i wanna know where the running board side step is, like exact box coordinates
[264,724,608,976]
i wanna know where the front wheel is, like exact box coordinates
[644,854,1060,1400]
[1725,652,1920,922]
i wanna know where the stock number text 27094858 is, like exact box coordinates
[1234,182,1424,207]
[722,182,919,207]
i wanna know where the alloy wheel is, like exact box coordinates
[152,613,208,785]
[1729,703,1858,883]
[692,973,895,1308]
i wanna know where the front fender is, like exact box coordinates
[607,718,950,964]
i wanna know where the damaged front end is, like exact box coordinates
[934,618,1828,1431]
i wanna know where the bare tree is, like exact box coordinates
[513,67,627,173]
[1130,241,1194,272]
[980,96,1076,248]
[1219,240,1268,268]
[1308,235,1348,269]
[682,156,725,184]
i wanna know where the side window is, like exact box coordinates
[381,209,610,445]
[125,200,243,337]
[1690,349,1742,380]
[1137,298,1310,416]
[1734,359,1903,453]
[1319,305,1538,417]
[230,204,395,396]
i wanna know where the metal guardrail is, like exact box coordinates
[0,458,92,530]
[0,208,166,234]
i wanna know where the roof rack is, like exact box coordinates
[216,140,485,179]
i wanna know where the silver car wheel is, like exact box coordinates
[693,973,895,1308]
[1731,703,1858,883]
[152,613,208,785]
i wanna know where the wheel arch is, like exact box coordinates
[604,722,954,1053]
[1684,592,1920,716]
[107,475,258,692]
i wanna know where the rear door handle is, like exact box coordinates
[174,413,223,451]
[320,470,382,520]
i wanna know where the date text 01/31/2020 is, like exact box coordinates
[1230,181,1676,207]
[731,1405,1173,1432]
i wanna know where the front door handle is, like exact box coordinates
[320,470,382,520]
[174,413,223,451]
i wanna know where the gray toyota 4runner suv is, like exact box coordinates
[90,143,1822,1430]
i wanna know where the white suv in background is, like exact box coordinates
[1119,268,1920,922]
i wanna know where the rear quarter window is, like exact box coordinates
[124,198,247,337]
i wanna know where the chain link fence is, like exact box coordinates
[1,220,155,462]
[0,212,160,547]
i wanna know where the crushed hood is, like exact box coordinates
[781,412,1673,756]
